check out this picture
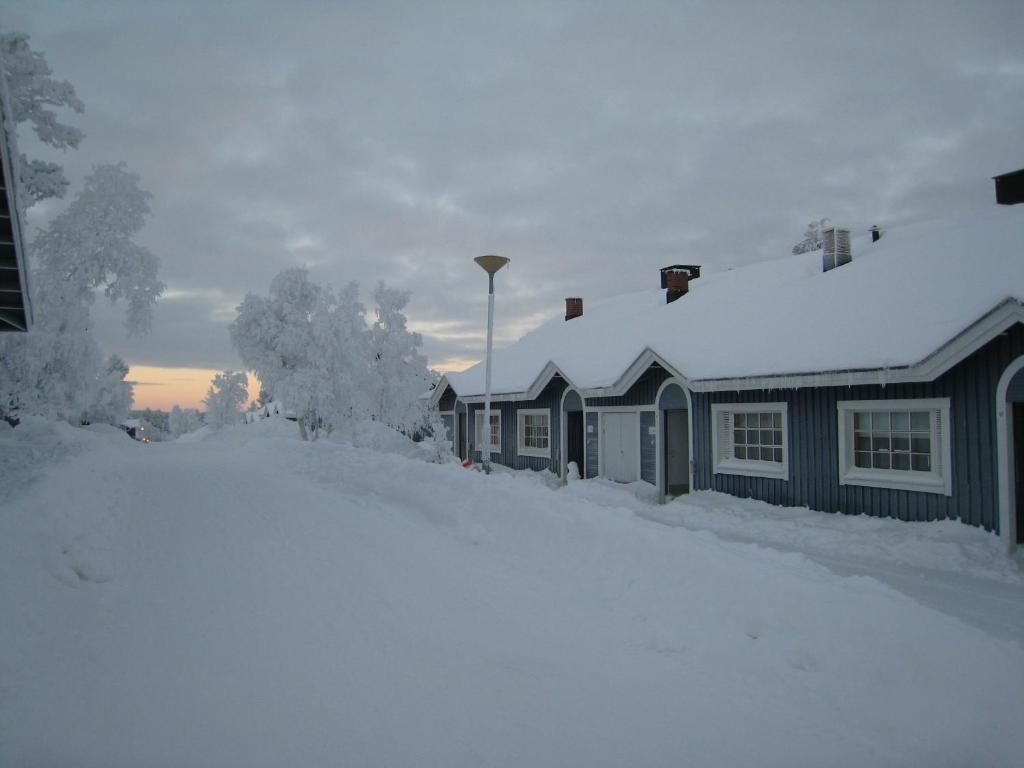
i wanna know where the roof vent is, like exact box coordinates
[822,227,851,272]
[565,297,583,321]
[870,225,882,242]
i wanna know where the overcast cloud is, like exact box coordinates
[5,0,1023,373]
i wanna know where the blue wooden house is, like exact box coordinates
[0,56,32,333]
[431,203,1024,552]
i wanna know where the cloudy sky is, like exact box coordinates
[5,1,1023,408]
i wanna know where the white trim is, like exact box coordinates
[836,398,952,496]
[578,348,687,399]
[516,408,552,459]
[997,357,1024,552]
[654,377,693,499]
[711,402,790,480]
[428,376,452,408]
[559,387,584,480]
[473,408,502,453]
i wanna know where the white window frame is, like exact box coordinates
[474,409,501,452]
[516,408,551,458]
[711,402,789,480]
[837,398,952,495]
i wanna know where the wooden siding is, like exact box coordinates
[466,378,566,471]
[586,365,671,408]
[438,386,457,412]
[692,322,1024,533]
[640,411,656,484]
[585,412,599,478]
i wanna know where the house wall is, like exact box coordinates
[691,322,1024,532]
[585,412,599,478]
[466,378,567,472]
[438,386,457,412]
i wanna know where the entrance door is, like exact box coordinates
[458,412,467,460]
[665,409,689,496]
[603,412,638,483]
[566,411,584,477]
[1015,404,1024,545]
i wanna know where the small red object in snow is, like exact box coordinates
[462,458,473,468]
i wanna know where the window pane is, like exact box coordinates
[734,429,745,445]
[855,434,872,452]
[735,413,746,428]
[892,436,910,453]
[772,430,783,446]
[760,429,773,446]
[854,412,869,430]
[855,451,872,468]
[910,411,930,430]
[891,453,910,471]
[872,436,890,452]
[912,454,931,472]
[892,412,910,431]
[872,412,890,430]
[760,413,773,428]
[760,447,774,461]
[773,412,782,428]
[734,446,746,459]
[911,436,931,454]
[873,453,891,470]
[773,447,783,463]
[746,429,759,445]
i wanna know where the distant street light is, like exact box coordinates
[474,254,510,474]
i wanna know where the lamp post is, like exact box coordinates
[474,254,510,474]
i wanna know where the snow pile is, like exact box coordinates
[2,423,1023,766]
[446,207,1024,394]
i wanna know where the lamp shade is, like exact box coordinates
[473,254,510,275]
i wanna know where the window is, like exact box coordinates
[516,409,551,458]
[711,403,789,479]
[474,409,501,452]
[837,399,951,495]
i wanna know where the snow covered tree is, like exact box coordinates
[203,371,248,427]
[0,164,164,423]
[168,405,204,437]
[230,268,371,440]
[367,282,433,435]
[791,218,831,254]
[0,31,84,203]
[81,355,133,426]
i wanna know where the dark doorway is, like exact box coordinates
[458,412,467,460]
[566,410,584,477]
[664,409,689,496]
[1015,403,1024,544]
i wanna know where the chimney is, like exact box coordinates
[565,297,583,321]
[665,270,689,303]
[822,227,851,272]
[870,225,882,242]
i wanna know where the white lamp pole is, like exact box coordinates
[474,254,510,474]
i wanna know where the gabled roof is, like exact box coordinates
[442,207,1024,398]
[0,53,32,332]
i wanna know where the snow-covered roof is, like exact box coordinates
[442,207,1024,399]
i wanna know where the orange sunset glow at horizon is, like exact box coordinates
[128,367,261,411]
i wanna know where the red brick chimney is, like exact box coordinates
[665,270,689,303]
[565,297,583,321]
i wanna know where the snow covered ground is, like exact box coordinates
[2,419,1023,767]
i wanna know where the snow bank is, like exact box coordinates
[2,422,1022,767]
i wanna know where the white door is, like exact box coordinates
[603,412,638,482]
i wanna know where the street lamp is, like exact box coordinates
[474,254,510,474]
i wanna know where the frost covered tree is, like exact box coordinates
[0,164,164,422]
[81,355,133,426]
[203,371,248,427]
[368,282,433,435]
[230,268,371,440]
[0,31,84,203]
[168,405,204,437]
[791,218,831,254]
